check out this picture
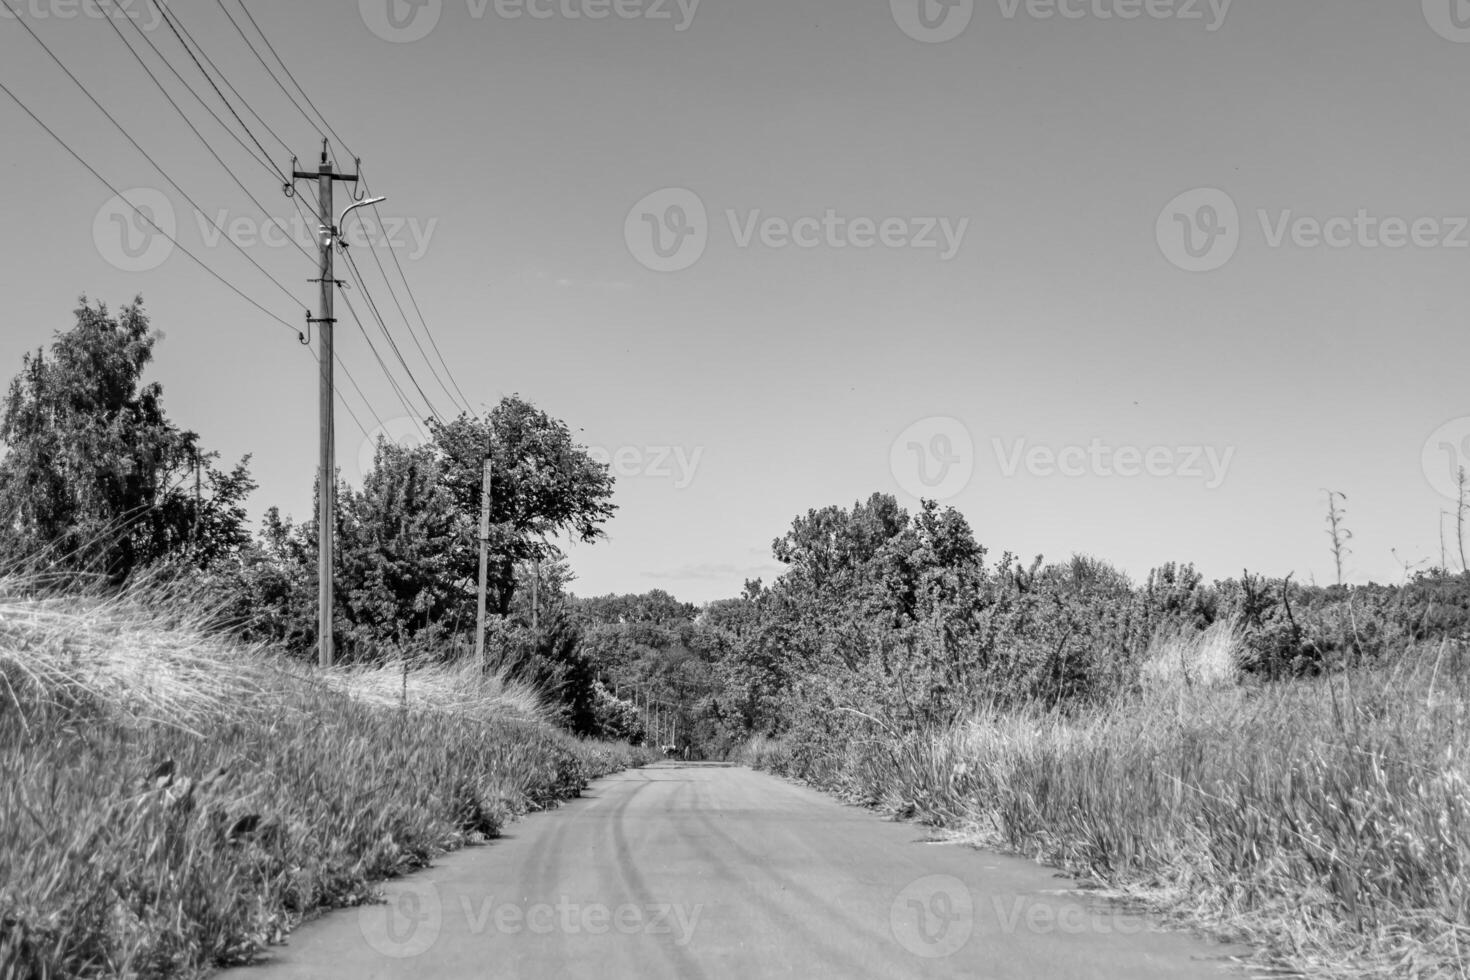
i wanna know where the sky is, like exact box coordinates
[1,0,1467,603]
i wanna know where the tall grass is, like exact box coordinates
[1139,616,1242,693]
[750,635,1470,978]
[0,575,652,978]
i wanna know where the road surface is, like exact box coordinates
[218,763,1246,980]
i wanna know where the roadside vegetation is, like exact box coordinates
[721,498,1470,978]
[0,575,651,978]
[0,300,652,978]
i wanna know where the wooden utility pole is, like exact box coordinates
[294,142,359,670]
[531,558,540,634]
[190,448,201,551]
[474,455,493,674]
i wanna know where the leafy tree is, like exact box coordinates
[210,396,616,677]
[0,298,253,579]
[431,398,617,615]
[577,590,698,626]
[334,440,467,657]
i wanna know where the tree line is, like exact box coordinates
[5,298,1467,753]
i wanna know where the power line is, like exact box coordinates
[104,3,385,440]
[102,1,282,179]
[98,5,317,270]
[102,2,279,180]
[332,349,389,436]
[133,11,393,464]
[320,351,372,441]
[206,1,472,420]
[144,0,286,172]
[0,77,302,336]
[340,247,443,420]
[336,282,431,424]
[229,6,472,414]
[216,3,474,415]
[316,347,375,441]
[9,10,308,313]
[151,0,295,158]
[351,217,471,415]
[4,22,377,441]
[360,166,475,414]
[221,0,345,165]
[237,0,358,161]
[284,178,400,433]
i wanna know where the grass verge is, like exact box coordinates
[0,577,653,978]
[743,637,1470,978]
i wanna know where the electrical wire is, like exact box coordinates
[359,167,475,414]
[237,0,358,162]
[103,2,280,180]
[220,0,342,166]
[0,77,302,336]
[98,5,317,270]
[146,0,294,161]
[9,9,309,313]
[336,283,432,424]
[212,2,475,414]
[9,18,385,442]
[350,213,471,414]
[340,247,443,419]
[332,349,389,436]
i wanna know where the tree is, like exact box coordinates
[334,440,466,657]
[212,395,616,669]
[431,397,616,615]
[0,298,253,579]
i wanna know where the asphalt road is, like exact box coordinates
[218,763,1246,980]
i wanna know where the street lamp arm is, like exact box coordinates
[337,196,387,244]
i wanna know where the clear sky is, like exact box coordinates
[1,0,1466,602]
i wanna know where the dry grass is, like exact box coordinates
[750,633,1470,978]
[322,657,546,723]
[0,581,279,733]
[0,575,651,978]
[1140,616,1243,694]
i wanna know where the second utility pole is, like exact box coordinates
[296,141,359,669]
[475,454,493,675]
